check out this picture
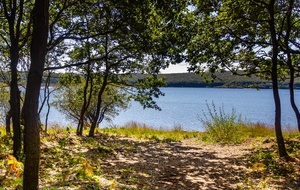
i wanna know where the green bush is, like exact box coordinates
[200,101,245,144]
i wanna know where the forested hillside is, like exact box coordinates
[2,71,298,89]
[131,72,300,89]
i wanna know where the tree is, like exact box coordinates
[38,70,57,132]
[0,0,189,186]
[22,0,49,188]
[54,73,129,132]
[279,0,300,131]
[0,0,32,159]
[184,0,297,157]
[49,0,186,137]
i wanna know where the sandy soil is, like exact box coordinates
[97,136,297,190]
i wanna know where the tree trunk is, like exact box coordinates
[284,0,300,131]
[2,0,26,159]
[10,48,22,159]
[269,0,288,158]
[89,74,108,137]
[77,65,93,136]
[23,0,49,189]
[288,64,300,131]
[89,33,109,137]
[5,109,11,135]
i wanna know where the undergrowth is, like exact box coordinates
[245,136,300,189]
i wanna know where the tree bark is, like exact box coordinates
[77,63,92,136]
[23,0,49,189]
[5,109,11,135]
[89,33,110,137]
[10,49,22,159]
[3,0,24,159]
[268,0,288,158]
[89,73,108,137]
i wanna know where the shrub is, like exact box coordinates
[200,101,245,144]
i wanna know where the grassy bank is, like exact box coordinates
[0,122,299,189]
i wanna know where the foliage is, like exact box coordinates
[184,0,300,79]
[0,0,188,188]
[53,74,130,127]
[182,0,300,157]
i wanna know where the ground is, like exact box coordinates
[1,131,299,190]
[96,137,299,190]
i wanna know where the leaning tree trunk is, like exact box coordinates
[23,0,49,189]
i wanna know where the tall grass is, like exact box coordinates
[200,101,247,143]
[100,121,200,141]
[200,102,277,143]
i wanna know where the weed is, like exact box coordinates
[200,101,245,144]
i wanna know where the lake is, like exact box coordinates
[40,88,300,131]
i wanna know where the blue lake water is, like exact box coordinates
[40,88,300,131]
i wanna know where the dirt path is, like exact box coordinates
[99,137,271,190]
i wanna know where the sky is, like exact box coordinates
[160,62,189,74]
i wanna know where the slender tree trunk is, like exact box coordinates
[89,74,108,137]
[269,0,288,158]
[2,0,26,160]
[284,0,300,131]
[288,63,300,131]
[45,88,51,132]
[5,109,11,135]
[77,64,93,136]
[10,48,22,159]
[39,72,52,132]
[23,0,49,189]
[89,33,109,137]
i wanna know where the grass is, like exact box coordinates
[99,121,200,142]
